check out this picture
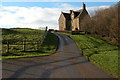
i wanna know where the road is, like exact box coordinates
[2,33,113,78]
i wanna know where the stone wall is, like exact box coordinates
[59,14,66,30]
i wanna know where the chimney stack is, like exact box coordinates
[70,10,73,14]
[82,2,86,9]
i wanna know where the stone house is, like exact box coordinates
[58,3,90,31]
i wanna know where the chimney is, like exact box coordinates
[70,10,73,14]
[82,2,86,9]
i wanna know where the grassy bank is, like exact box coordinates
[63,33,119,77]
[2,28,59,59]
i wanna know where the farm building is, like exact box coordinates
[58,3,90,31]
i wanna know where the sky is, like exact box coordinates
[0,1,118,30]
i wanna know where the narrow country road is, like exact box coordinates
[2,33,113,78]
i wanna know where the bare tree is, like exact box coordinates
[80,2,119,45]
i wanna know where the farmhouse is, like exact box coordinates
[58,3,90,31]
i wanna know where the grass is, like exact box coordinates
[2,28,45,44]
[1,28,59,60]
[62,33,119,77]
[39,32,59,54]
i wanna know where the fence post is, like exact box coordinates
[7,41,9,53]
[38,26,48,49]
[23,40,26,51]
[37,41,39,50]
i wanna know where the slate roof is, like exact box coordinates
[62,9,83,20]
[62,13,71,20]
[73,11,81,18]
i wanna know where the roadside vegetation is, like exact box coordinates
[80,2,119,46]
[62,32,119,77]
[2,28,59,59]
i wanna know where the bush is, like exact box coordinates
[80,2,119,45]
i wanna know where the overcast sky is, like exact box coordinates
[0,1,118,30]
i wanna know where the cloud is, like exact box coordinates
[0,3,110,29]
[0,6,61,29]
[86,6,110,16]
[2,0,118,2]
[55,3,81,12]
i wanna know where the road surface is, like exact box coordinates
[2,33,113,78]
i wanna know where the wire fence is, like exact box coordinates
[2,27,48,55]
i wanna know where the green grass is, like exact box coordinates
[39,32,59,53]
[2,28,44,44]
[90,52,118,77]
[1,28,59,59]
[62,33,119,77]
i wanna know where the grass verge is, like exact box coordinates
[2,28,59,60]
[62,33,119,78]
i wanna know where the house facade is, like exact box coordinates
[58,3,90,31]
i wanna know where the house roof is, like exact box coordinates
[62,9,84,20]
[73,9,83,18]
[62,13,71,20]
[76,9,89,18]
[73,11,81,18]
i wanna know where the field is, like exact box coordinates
[63,33,119,77]
[1,28,59,59]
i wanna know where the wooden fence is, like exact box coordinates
[2,27,48,53]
